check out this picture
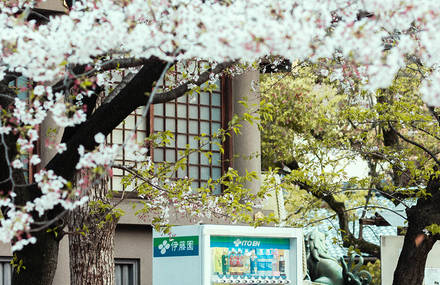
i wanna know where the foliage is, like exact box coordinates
[259,61,440,256]
[361,260,381,285]
[78,110,276,236]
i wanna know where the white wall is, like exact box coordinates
[381,236,440,285]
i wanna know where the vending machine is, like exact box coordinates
[152,224,303,285]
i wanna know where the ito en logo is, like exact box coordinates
[234,239,241,247]
[158,240,170,254]
[234,238,260,247]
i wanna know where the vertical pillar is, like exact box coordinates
[231,70,261,194]
[40,113,64,168]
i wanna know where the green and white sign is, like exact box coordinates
[210,236,290,249]
[153,236,199,257]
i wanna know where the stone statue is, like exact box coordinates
[340,255,372,285]
[305,229,372,285]
[305,230,344,285]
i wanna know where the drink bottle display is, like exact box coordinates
[222,249,229,275]
[229,249,236,275]
[210,236,292,284]
[236,249,243,275]
[279,254,286,277]
[265,249,272,275]
[256,249,266,277]
[243,249,251,274]
[213,248,223,274]
[250,250,258,275]
[272,249,279,276]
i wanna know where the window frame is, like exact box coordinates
[0,256,12,285]
[107,67,232,194]
[114,258,140,285]
[149,75,232,193]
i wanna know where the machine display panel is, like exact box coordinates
[210,236,291,284]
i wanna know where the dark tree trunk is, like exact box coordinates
[0,131,60,285]
[67,175,118,285]
[12,230,60,285]
[393,176,440,285]
[68,212,117,285]
[392,219,435,284]
[10,171,62,285]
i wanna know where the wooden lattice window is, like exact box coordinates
[7,77,39,184]
[150,62,232,194]
[106,71,149,192]
[108,65,231,194]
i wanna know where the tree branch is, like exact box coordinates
[152,61,235,104]
[428,106,440,127]
[103,72,136,104]
[409,123,440,141]
[46,56,168,181]
[74,57,153,79]
[305,205,407,226]
[388,122,440,166]
[0,94,14,108]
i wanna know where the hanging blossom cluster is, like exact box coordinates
[77,133,148,169]
[132,164,268,228]
[1,0,440,249]
[135,177,266,227]
[0,0,440,104]
[11,85,87,128]
[33,170,88,215]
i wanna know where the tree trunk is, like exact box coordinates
[68,211,117,285]
[9,168,61,285]
[393,176,440,285]
[392,220,435,284]
[67,174,118,285]
[12,229,60,285]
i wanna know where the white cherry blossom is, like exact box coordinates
[3,0,440,250]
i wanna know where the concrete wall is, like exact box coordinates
[0,242,11,260]
[40,111,64,168]
[115,225,153,285]
[53,237,70,285]
[381,236,440,285]
[36,0,66,12]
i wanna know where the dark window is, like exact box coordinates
[106,71,148,191]
[7,77,39,184]
[0,257,12,285]
[151,64,231,194]
[108,64,232,193]
[115,258,139,285]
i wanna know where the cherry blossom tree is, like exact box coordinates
[1,0,440,284]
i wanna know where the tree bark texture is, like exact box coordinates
[393,176,440,285]
[68,174,118,285]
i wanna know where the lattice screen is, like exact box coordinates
[152,63,224,194]
[106,71,148,192]
[107,63,227,194]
